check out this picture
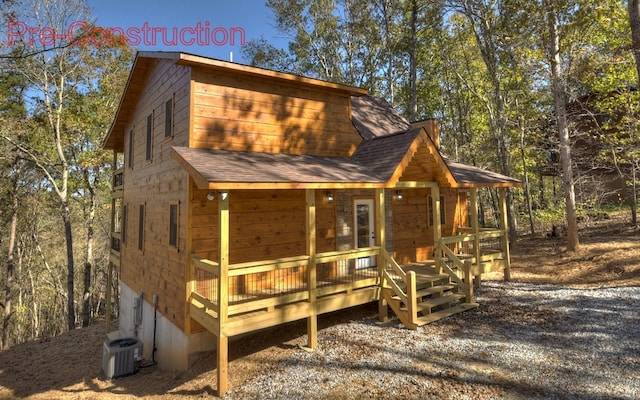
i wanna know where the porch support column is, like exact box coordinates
[217,190,230,396]
[375,188,388,322]
[432,185,442,245]
[499,188,511,281]
[470,187,481,287]
[305,189,318,349]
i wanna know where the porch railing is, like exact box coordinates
[380,248,418,328]
[112,167,124,192]
[190,247,381,322]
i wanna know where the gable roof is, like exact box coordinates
[102,51,368,151]
[350,96,521,188]
[105,51,520,189]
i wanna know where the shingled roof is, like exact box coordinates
[351,95,410,140]
[172,147,388,189]
[172,93,520,189]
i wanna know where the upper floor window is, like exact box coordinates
[145,113,153,161]
[165,97,174,138]
[127,129,134,168]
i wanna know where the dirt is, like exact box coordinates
[0,212,638,399]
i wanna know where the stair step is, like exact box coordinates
[417,293,466,311]
[390,284,457,301]
[416,303,479,325]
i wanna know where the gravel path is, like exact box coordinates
[224,282,640,400]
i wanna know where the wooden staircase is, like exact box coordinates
[380,251,479,330]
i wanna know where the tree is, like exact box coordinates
[629,0,640,82]
[3,0,132,331]
[544,0,579,251]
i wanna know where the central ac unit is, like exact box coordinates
[102,337,143,379]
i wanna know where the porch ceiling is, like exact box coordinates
[171,146,388,189]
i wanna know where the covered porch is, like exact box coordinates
[186,184,511,395]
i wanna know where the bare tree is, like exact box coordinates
[545,0,579,251]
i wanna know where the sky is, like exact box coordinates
[88,0,287,64]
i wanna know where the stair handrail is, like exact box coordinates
[381,249,418,325]
[434,240,475,304]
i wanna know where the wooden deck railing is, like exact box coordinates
[112,168,124,192]
[190,247,381,323]
[381,249,418,327]
[433,240,474,304]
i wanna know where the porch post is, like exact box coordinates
[305,189,318,349]
[470,187,481,287]
[431,184,443,274]
[432,185,442,245]
[217,190,230,396]
[499,188,511,281]
[375,188,388,322]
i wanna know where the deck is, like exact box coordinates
[189,229,509,337]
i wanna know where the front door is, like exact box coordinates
[354,199,375,269]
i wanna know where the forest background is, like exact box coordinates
[1,0,639,350]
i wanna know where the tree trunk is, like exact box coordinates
[546,0,579,251]
[2,155,20,350]
[61,201,76,330]
[520,115,535,235]
[408,0,418,121]
[628,0,640,83]
[82,185,96,327]
[632,156,638,226]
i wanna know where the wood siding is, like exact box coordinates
[190,189,336,263]
[190,67,362,157]
[120,59,191,330]
[392,188,468,264]
[399,145,452,187]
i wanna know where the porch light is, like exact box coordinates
[326,191,334,203]
[395,190,403,200]
[206,192,215,201]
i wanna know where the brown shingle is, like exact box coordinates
[351,95,410,139]
[172,147,387,185]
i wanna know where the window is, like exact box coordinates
[127,129,134,168]
[169,203,178,247]
[428,196,446,226]
[145,113,153,161]
[138,204,145,251]
[164,97,173,138]
[122,204,127,244]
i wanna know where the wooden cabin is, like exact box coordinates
[103,51,520,395]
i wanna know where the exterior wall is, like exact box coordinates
[392,188,431,263]
[120,58,192,332]
[336,189,393,253]
[189,66,362,157]
[118,282,215,370]
[392,188,469,264]
[190,188,336,263]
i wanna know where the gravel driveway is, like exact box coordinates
[225,282,640,400]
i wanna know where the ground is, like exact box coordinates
[0,212,638,399]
